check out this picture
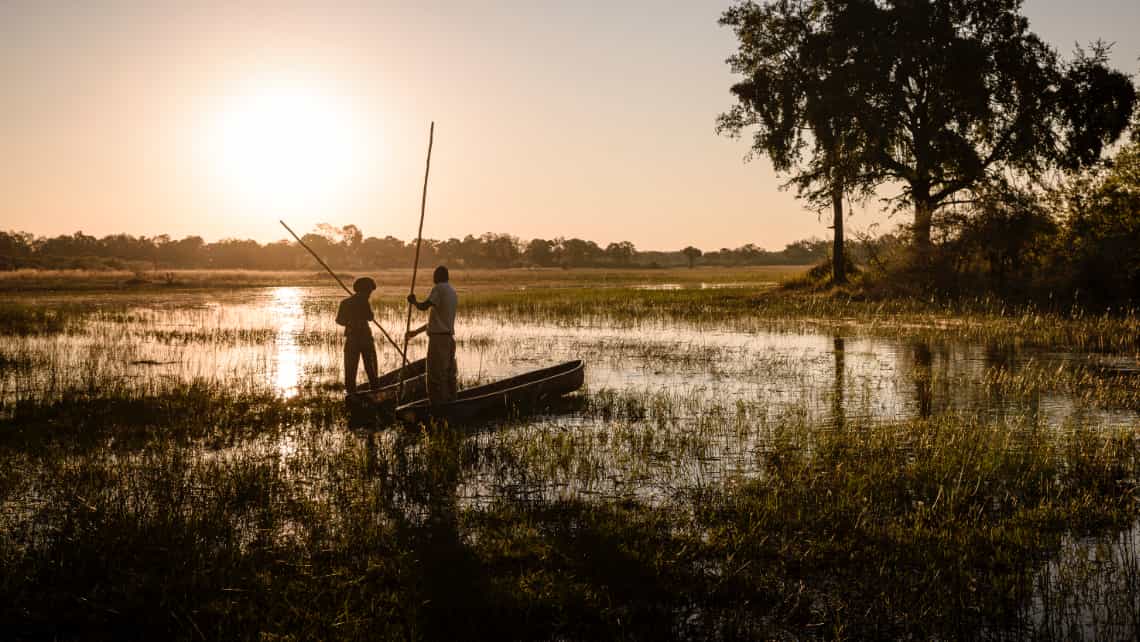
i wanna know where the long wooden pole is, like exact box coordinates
[399,122,435,396]
[279,220,405,360]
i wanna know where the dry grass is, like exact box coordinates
[0,265,807,293]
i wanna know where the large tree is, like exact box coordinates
[719,0,877,284]
[682,246,703,268]
[525,238,557,267]
[605,241,637,266]
[860,1,1134,255]
[721,0,1135,264]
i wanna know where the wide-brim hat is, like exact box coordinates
[353,277,377,293]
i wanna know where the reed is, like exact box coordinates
[2,272,1138,639]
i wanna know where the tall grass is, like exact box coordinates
[2,275,1139,639]
[0,303,90,336]
[2,385,1137,639]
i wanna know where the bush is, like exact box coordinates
[1058,142,1140,305]
[931,183,1058,298]
[783,252,862,290]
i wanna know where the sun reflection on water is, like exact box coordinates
[270,287,303,398]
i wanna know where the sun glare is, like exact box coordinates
[201,82,367,214]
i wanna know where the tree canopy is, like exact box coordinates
[721,0,1136,258]
[0,227,851,272]
[719,0,880,283]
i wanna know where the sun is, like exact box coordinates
[200,81,367,214]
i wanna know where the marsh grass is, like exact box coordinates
[0,303,90,336]
[983,361,1140,411]
[1031,529,1140,639]
[2,384,1137,640]
[0,347,35,373]
[8,269,1138,353]
[3,275,1140,639]
[0,382,339,453]
[0,269,337,292]
[688,414,1140,639]
[461,286,1140,353]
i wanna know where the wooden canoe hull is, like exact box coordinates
[396,360,585,424]
[347,358,428,407]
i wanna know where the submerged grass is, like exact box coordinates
[0,382,340,454]
[0,303,90,336]
[3,273,1140,639]
[460,286,1140,354]
[2,385,1137,640]
[691,416,1140,639]
[6,268,1138,354]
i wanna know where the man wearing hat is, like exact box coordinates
[336,276,381,393]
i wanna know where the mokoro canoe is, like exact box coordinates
[396,360,585,424]
[347,358,428,407]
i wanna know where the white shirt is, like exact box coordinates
[426,282,457,335]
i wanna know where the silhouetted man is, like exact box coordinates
[337,277,381,393]
[406,265,458,404]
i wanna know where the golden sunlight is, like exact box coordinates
[270,286,302,398]
[199,81,367,214]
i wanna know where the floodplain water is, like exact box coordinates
[5,286,1137,496]
[3,284,1139,639]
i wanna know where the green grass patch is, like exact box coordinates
[2,391,1137,640]
[0,302,90,336]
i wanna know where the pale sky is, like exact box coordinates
[2,1,1137,251]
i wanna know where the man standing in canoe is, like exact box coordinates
[405,265,458,404]
[336,277,381,394]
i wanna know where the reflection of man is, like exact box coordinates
[336,277,380,393]
[406,265,458,404]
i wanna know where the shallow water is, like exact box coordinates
[1019,521,1140,641]
[5,286,1138,431]
[5,285,1138,506]
[4,286,1138,639]
[630,282,760,290]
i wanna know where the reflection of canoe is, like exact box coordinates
[348,358,427,406]
[396,360,585,424]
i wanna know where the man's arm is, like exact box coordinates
[405,323,428,340]
[407,293,433,311]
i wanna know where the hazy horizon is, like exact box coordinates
[2,224,821,255]
[3,1,1137,251]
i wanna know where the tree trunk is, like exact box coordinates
[913,196,933,257]
[831,179,846,284]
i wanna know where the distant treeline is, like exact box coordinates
[0,226,859,271]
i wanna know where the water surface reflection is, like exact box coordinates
[3,287,1139,434]
[5,287,1137,640]
[270,287,302,398]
